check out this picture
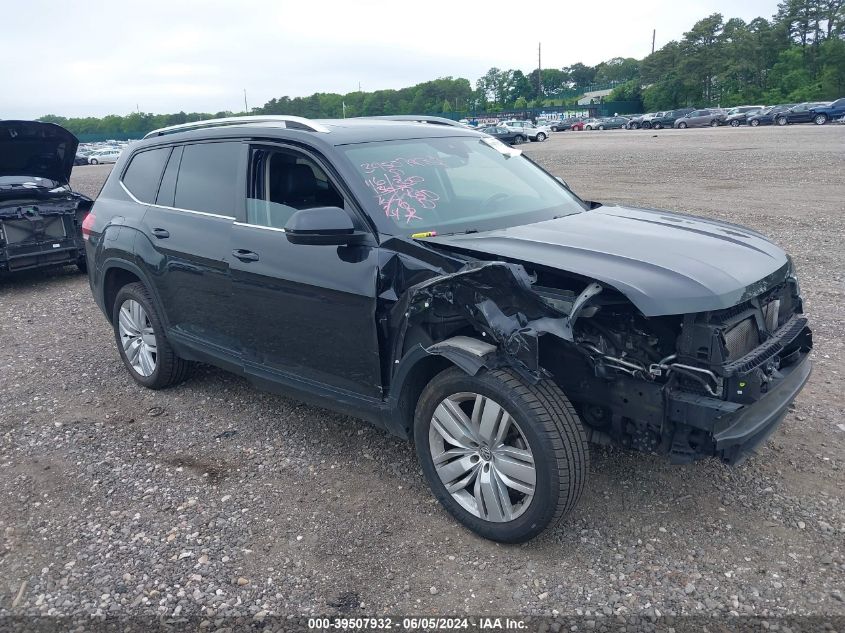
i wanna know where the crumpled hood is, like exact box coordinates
[0,120,79,184]
[426,205,791,316]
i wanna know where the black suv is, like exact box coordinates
[84,116,813,542]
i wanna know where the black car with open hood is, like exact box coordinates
[0,120,92,274]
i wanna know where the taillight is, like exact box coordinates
[81,210,96,240]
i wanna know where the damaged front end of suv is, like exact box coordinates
[0,121,91,274]
[383,212,812,467]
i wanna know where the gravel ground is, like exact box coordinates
[1,125,843,627]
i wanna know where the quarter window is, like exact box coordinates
[174,142,241,217]
[122,147,171,204]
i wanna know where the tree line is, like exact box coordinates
[34,0,844,139]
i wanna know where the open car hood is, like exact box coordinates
[0,121,79,184]
[425,205,790,317]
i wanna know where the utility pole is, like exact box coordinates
[651,29,656,55]
[243,89,249,113]
[538,42,543,99]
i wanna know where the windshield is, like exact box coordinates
[341,136,585,235]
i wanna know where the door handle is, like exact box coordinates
[151,228,170,239]
[232,249,259,262]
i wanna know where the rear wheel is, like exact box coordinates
[710,119,720,127]
[678,122,687,129]
[112,282,193,389]
[598,125,605,130]
[730,120,740,127]
[750,119,760,127]
[535,132,546,141]
[814,114,827,125]
[776,116,788,126]
[652,122,661,130]
[414,367,589,543]
[89,158,99,165]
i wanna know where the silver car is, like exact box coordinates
[674,109,724,129]
[87,148,122,165]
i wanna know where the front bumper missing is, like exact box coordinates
[668,353,812,465]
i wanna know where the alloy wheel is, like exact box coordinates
[814,114,826,125]
[429,392,535,522]
[118,299,158,377]
[751,119,759,126]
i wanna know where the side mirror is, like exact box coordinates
[284,206,368,246]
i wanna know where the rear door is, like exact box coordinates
[137,141,244,352]
[228,143,382,398]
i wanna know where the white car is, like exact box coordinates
[87,148,122,165]
[499,120,551,142]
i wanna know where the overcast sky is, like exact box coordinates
[2,0,778,119]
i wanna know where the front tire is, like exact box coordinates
[512,135,525,145]
[678,122,688,129]
[598,125,605,130]
[730,120,740,127]
[776,116,788,126]
[710,119,720,127]
[414,367,589,543]
[89,158,99,165]
[112,282,193,389]
[814,114,827,125]
[535,132,546,141]
[652,121,662,130]
[750,119,760,127]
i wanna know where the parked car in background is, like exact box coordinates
[478,126,528,145]
[550,118,580,132]
[87,148,122,164]
[500,120,550,142]
[674,109,723,128]
[570,119,587,131]
[747,105,795,126]
[724,106,765,127]
[640,112,665,129]
[595,116,630,130]
[0,121,92,274]
[582,118,604,130]
[806,98,845,125]
[774,102,831,126]
[625,114,647,129]
[650,108,695,129]
[74,150,92,165]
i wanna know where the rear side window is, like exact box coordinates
[122,147,170,203]
[174,142,241,216]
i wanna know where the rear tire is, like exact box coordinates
[513,135,525,145]
[750,119,760,127]
[730,120,740,127]
[652,122,662,130]
[710,119,720,127]
[414,367,589,543]
[776,116,788,126]
[678,122,688,129]
[112,282,193,389]
[535,132,546,141]
[89,158,99,165]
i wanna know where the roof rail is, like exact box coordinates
[361,115,466,128]
[143,115,331,139]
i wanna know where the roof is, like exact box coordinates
[137,116,481,150]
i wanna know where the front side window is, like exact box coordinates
[174,142,241,216]
[246,147,344,229]
[122,147,170,203]
[341,136,585,236]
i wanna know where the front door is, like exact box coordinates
[228,144,382,398]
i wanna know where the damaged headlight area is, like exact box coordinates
[393,260,812,466]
